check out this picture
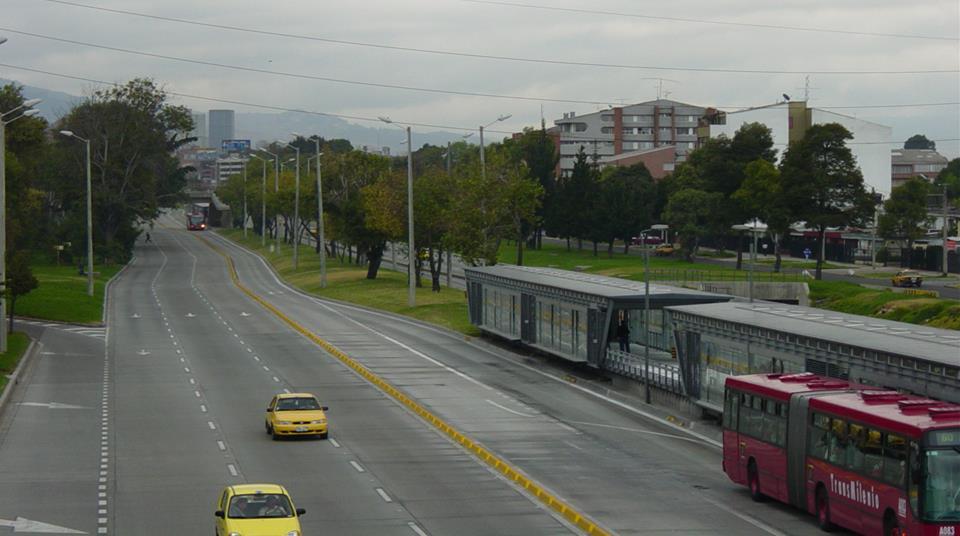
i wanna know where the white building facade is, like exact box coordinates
[707,102,892,195]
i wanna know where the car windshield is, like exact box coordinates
[276,397,320,411]
[921,447,960,521]
[228,493,293,519]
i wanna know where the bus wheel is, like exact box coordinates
[883,512,899,536]
[815,487,835,532]
[748,461,764,502]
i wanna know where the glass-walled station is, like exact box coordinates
[465,265,730,367]
[667,302,960,412]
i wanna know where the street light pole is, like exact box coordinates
[405,126,415,307]
[640,224,668,404]
[251,154,271,247]
[58,129,93,298]
[259,147,280,251]
[378,117,416,307]
[281,141,301,269]
[478,114,511,180]
[242,160,248,239]
[299,134,327,288]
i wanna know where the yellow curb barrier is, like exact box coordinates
[197,235,612,536]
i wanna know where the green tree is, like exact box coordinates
[935,158,960,205]
[732,159,793,272]
[507,127,557,249]
[780,123,877,279]
[904,134,935,150]
[663,188,723,261]
[56,78,193,260]
[1,84,49,254]
[6,251,38,334]
[596,164,655,256]
[878,178,932,266]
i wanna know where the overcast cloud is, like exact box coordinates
[2,0,958,157]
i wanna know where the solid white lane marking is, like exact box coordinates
[566,420,713,445]
[17,402,89,410]
[328,438,340,448]
[375,488,392,503]
[485,399,536,418]
[408,522,429,536]
[349,461,365,473]
[701,495,788,536]
[227,464,238,477]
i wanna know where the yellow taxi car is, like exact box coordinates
[654,244,675,256]
[215,483,305,536]
[891,269,923,288]
[265,393,328,440]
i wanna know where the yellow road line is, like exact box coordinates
[196,234,612,536]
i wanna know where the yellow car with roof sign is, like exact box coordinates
[265,393,328,440]
[215,483,305,536]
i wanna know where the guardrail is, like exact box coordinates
[604,349,684,395]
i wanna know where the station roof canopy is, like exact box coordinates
[667,301,960,366]
[465,265,731,307]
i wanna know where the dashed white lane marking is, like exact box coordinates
[328,438,341,448]
[485,399,536,418]
[189,378,196,385]
[262,366,270,371]
[217,441,227,451]
[349,461,365,473]
[563,440,583,451]
[207,421,216,431]
[272,376,280,383]
[375,488,393,503]
[253,355,261,361]
[201,405,208,413]
[227,464,238,477]
[184,367,191,373]
[282,388,290,394]
[408,522,430,536]
[194,390,201,398]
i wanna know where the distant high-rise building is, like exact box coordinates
[190,112,208,147]
[208,109,235,152]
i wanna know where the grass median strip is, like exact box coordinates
[0,332,30,393]
[809,281,960,329]
[197,233,612,536]
[16,264,122,324]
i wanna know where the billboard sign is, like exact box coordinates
[221,139,251,154]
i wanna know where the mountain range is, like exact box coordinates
[4,80,465,151]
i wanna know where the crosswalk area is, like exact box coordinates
[16,319,107,340]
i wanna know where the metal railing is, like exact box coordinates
[604,348,684,395]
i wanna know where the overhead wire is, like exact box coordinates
[31,0,959,75]
[462,0,960,42]
[2,28,957,112]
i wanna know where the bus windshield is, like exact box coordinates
[188,215,204,224]
[922,446,960,522]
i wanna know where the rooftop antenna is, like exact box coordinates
[798,75,820,102]
[654,78,680,99]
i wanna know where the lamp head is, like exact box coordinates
[22,109,40,117]
[497,114,512,122]
[23,98,42,107]
[651,224,669,231]
[377,116,392,124]
[59,129,75,137]
[0,37,7,46]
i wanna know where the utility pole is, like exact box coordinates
[943,184,950,276]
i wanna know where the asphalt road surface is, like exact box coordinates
[0,218,836,535]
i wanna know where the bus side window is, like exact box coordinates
[883,434,907,488]
[827,418,848,466]
[807,413,830,460]
[907,441,920,513]
[862,429,884,478]
[846,423,865,472]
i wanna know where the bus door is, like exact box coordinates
[722,390,742,483]
[520,294,536,343]
[586,308,605,366]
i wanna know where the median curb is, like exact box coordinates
[197,233,614,536]
[0,338,39,417]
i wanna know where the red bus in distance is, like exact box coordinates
[723,373,960,535]
[186,213,206,231]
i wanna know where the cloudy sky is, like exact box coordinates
[2,0,958,157]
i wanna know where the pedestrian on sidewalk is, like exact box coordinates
[145,232,152,243]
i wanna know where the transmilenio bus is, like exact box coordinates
[724,373,960,536]
[186,212,206,231]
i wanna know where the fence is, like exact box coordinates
[643,268,804,285]
[604,349,684,395]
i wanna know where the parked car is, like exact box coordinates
[891,270,923,287]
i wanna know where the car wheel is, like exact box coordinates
[318,432,328,440]
[883,512,899,536]
[265,422,271,435]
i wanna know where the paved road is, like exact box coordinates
[0,219,831,535]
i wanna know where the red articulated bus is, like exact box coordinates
[186,213,206,231]
[723,373,960,536]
